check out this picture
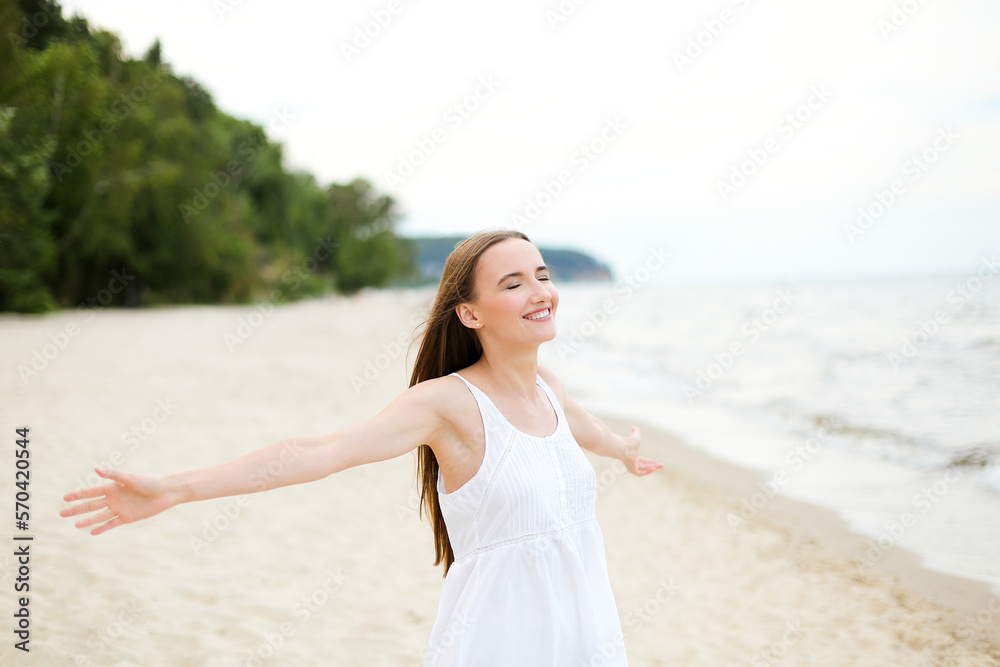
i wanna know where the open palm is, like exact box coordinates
[60,467,177,536]
[621,426,664,476]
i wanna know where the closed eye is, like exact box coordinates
[506,276,550,290]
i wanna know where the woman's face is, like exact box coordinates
[457,238,558,343]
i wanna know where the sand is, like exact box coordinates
[1,287,998,666]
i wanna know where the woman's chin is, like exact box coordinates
[538,325,557,342]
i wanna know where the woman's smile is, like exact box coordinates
[523,307,552,321]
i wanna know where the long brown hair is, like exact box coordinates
[408,228,531,576]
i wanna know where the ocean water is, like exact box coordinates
[537,274,1000,588]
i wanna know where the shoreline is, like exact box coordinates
[5,289,1000,664]
[593,410,1000,640]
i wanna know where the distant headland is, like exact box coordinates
[393,236,614,287]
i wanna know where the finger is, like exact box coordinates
[75,507,115,529]
[97,466,131,485]
[90,516,123,537]
[636,459,662,475]
[60,498,107,518]
[63,484,111,502]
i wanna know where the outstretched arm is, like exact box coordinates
[538,365,663,476]
[61,380,447,535]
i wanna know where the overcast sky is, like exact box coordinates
[59,0,1000,284]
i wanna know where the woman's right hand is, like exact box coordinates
[60,467,182,536]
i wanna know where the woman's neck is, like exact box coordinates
[469,348,540,401]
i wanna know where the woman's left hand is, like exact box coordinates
[619,426,664,476]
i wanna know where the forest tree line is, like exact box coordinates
[0,0,416,314]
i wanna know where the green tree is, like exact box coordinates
[0,106,58,312]
[0,1,414,312]
[326,178,415,293]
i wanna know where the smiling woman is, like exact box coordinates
[60,227,663,666]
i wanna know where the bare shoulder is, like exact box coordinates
[405,374,481,437]
[411,375,486,482]
[402,375,469,417]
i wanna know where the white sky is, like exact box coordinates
[59,0,1000,283]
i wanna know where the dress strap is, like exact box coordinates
[534,373,568,432]
[449,371,502,420]
[441,372,518,518]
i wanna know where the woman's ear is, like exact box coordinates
[455,304,482,329]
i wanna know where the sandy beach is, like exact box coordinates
[1,287,998,666]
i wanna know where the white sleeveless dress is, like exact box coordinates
[422,371,628,666]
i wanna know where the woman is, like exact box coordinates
[61,228,663,665]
